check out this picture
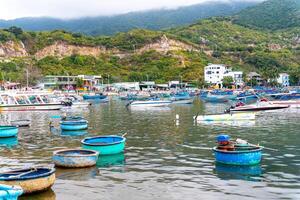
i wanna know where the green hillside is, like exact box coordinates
[234,0,300,30]
[1,17,300,86]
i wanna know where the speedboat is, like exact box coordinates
[194,112,255,121]
[128,99,172,107]
[229,99,289,112]
[270,100,300,108]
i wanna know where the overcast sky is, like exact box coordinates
[0,0,262,20]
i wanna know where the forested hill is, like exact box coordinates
[234,0,300,30]
[0,1,259,36]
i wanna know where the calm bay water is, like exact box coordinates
[0,98,300,200]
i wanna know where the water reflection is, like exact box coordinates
[19,189,56,200]
[0,137,18,147]
[56,167,98,181]
[60,130,88,137]
[96,153,125,167]
[214,163,262,181]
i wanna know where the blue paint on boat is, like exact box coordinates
[0,126,18,138]
[0,167,55,181]
[0,184,23,200]
[81,135,126,155]
[213,147,263,165]
[53,149,99,168]
[83,94,107,100]
[60,117,88,131]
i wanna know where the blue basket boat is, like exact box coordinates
[81,135,126,155]
[213,147,263,165]
[0,126,18,138]
[60,117,88,131]
[0,184,23,200]
[53,149,99,168]
[0,167,56,194]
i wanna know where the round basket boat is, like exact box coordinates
[0,126,18,138]
[81,135,126,155]
[60,120,88,131]
[0,184,23,199]
[213,147,263,166]
[0,167,56,194]
[53,149,99,168]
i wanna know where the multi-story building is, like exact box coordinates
[42,75,102,90]
[277,73,289,87]
[204,64,243,88]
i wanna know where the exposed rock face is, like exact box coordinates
[0,41,28,58]
[137,35,197,54]
[34,41,116,59]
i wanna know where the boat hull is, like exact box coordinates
[60,124,88,131]
[129,100,171,107]
[171,99,193,104]
[53,149,99,168]
[230,105,289,112]
[0,126,18,138]
[195,112,256,121]
[82,136,126,155]
[213,147,263,165]
[10,120,31,127]
[0,104,62,111]
[0,168,56,194]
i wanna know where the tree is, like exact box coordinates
[76,78,84,88]
[222,76,234,88]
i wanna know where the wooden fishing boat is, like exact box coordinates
[81,135,126,155]
[60,117,88,131]
[0,126,18,138]
[0,167,56,194]
[194,112,255,121]
[53,149,99,168]
[0,184,23,200]
[213,135,263,165]
[10,119,31,127]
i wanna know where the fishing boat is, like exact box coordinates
[213,135,263,165]
[81,135,126,155]
[0,93,62,111]
[83,93,107,100]
[61,95,91,108]
[10,119,31,127]
[201,93,236,103]
[230,99,290,112]
[53,149,99,168]
[0,184,23,200]
[194,112,255,121]
[0,167,56,194]
[0,126,18,138]
[128,99,172,107]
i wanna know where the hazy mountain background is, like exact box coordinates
[234,0,300,30]
[0,0,260,35]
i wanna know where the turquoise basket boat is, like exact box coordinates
[0,126,18,138]
[213,147,263,165]
[0,184,23,200]
[60,117,88,131]
[81,135,126,155]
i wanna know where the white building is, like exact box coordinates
[277,73,289,87]
[204,64,230,85]
[204,64,243,87]
[225,71,244,87]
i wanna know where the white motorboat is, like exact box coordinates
[128,100,172,107]
[229,100,290,112]
[0,93,63,111]
[270,100,300,108]
[194,112,256,121]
